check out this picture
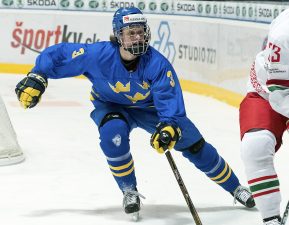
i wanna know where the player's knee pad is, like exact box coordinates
[184,138,205,154]
[99,112,130,158]
[99,112,128,128]
[241,130,276,170]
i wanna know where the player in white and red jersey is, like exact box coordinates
[240,8,289,225]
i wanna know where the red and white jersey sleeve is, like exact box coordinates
[247,51,269,99]
[248,8,289,118]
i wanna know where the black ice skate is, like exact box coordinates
[231,185,255,208]
[263,216,281,225]
[123,188,145,221]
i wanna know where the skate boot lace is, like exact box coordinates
[233,186,251,205]
[123,190,145,207]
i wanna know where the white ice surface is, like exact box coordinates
[0,74,288,225]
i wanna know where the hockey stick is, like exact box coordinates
[281,200,289,225]
[165,150,203,225]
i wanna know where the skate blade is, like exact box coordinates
[131,212,140,222]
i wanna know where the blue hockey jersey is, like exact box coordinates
[31,41,186,125]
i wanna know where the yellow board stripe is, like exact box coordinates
[215,167,232,184]
[210,163,228,181]
[179,80,243,108]
[0,63,34,74]
[109,159,133,171]
[0,64,244,108]
[111,166,134,177]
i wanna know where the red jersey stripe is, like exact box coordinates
[252,188,280,198]
[248,175,278,184]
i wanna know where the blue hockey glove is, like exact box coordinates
[150,122,182,154]
[15,72,48,109]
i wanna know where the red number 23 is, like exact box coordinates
[268,42,281,63]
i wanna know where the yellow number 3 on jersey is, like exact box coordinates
[72,48,85,59]
[167,70,175,87]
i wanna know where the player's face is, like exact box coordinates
[120,24,145,48]
[118,23,151,56]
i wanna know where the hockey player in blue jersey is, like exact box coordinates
[15,6,255,217]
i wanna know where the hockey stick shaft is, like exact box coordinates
[165,151,203,225]
[281,200,289,225]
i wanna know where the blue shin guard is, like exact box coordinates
[99,119,136,191]
[182,141,240,193]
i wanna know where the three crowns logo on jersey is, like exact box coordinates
[108,81,151,104]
